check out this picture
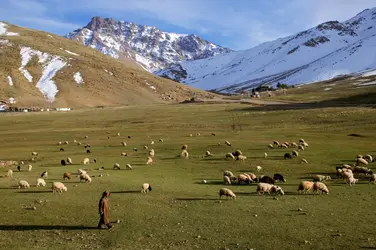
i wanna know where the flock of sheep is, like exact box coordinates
[217,138,375,200]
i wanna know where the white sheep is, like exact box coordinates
[67,158,73,164]
[149,149,155,158]
[125,164,133,170]
[224,176,231,185]
[52,182,67,193]
[264,152,267,158]
[64,141,69,145]
[238,174,252,184]
[113,163,121,170]
[58,141,62,145]
[159,139,164,142]
[141,183,152,193]
[268,144,274,149]
[298,181,314,193]
[301,158,308,164]
[256,166,262,172]
[78,169,87,175]
[146,157,153,165]
[299,138,305,143]
[225,153,235,160]
[181,150,189,159]
[313,182,329,194]
[369,174,376,184]
[237,155,247,161]
[297,145,305,151]
[346,176,358,186]
[41,171,48,178]
[121,142,127,147]
[223,170,234,177]
[31,152,38,156]
[36,178,46,187]
[364,154,373,163]
[28,165,32,172]
[205,151,213,157]
[313,175,331,182]
[117,133,120,136]
[121,152,127,157]
[301,142,309,147]
[219,188,236,200]
[18,180,30,189]
[80,173,92,183]
[357,158,368,165]
[6,169,13,178]
[224,141,231,146]
[143,145,149,149]
[83,158,90,165]
[291,142,298,147]
[256,183,285,195]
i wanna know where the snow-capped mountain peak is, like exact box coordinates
[66,17,232,72]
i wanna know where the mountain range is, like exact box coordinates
[156,7,376,93]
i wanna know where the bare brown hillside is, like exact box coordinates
[0,22,215,108]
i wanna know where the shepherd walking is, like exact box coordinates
[98,190,112,229]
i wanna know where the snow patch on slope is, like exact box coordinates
[0,22,19,36]
[73,72,84,84]
[7,76,13,86]
[37,57,66,101]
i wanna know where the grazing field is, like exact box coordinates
[0,103,376,250]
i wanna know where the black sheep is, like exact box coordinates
[128,136,131,139]
[93,158,97,163]
[17,165,21,171]
[260,176,274,184]
[273,173,286,183]
[284,153,292,159]
[61,159,66,166]
[86,149,91,154]
[60,148,64,152]
[211,133,216,136]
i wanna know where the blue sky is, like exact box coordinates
[1,0,375,50]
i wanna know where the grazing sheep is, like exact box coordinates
[264,152,267,158]
[113,163,121,170]
[237,155,247,161]
[364,154,373,163]
[146,157,153,165]
[6,169,13,178]
[73,139,77,143]
[63,172,71,180]
[212,133,216,136]
[257,183,285,195]
[133,148,138,152]
[121,142,126,147]
[149,149,155,158]
[93,158,97,164]
[61,159,66,166]
[121,152,127,157]
[83,158,90,165]
[67,158,73,164]
[247,173,258,182]
[357,158,368,165]
[31,157,35,162]
[64,141,69,145]
[298,181,314,193]
[224,176,231,185]
[238,174,252,184]
[273,141,280,146]
[280,143,288,149]
[60,148,65,152]
[18,180,30,189]
[219,188,236,200]
[31,152,38,156]
[196,133,201,136]
[84,144,91,148]
[86,149,91,154]
[313,175,331,182]
[80,173,92,183]
[141,183,152,193]
[17,165,21,171]
[284,153,292,159]
[117,133,120,136]
[159,139,164,142]
[299,138,305,143]
[313,182,329,194]
[292,150,299,157]
[52,182,67,193]
[256,166,262,172]
[84,136,88,139]
[224,170,234,177]
[205,151,213,157]
[225,153,235,160]
[36,178,46,187]
[150,141,155,145]
[268,144,274,149]
[232,150,243,157]
[77,142,82,145]
[143,146,148,150]
[301,158,308,164]
[273,173,286,183]
[181,144,188,150]
[260,175,274,184]
[28,165,32,172]
[230,176,237,184]
[125,164,133,170]
[225,141,231,146]
[345,176,359,186]
[189,134,193,137]
[301,142,309,147]
[58,141,62,145]
[297,145,305,151]
[78,169,87,175]
[41,171,48,178]
[369,174,376,184]
[291,142,298,148]
[128,136,131,139]
[181,150,189,159]
[20,161,24,165]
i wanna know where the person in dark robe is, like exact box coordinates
[98,190,112,229]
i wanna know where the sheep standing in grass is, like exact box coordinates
[224,170,234,177]
[181,144,188,150]
[141,183,152,193]
[345,176,358,186]
[113,163,120,170]
[237,155,247,161]
[80,173,92,183]
[121,142,126,147]
[67,158,73,164]
[18,180,30,189]
[291,142,298,148]
[273,173,286,183]
[225,141,231,146]
[364,154,373,163]
[273,141,280,146]
[260,176,274,184]
[225,153,235,160]
[313,182,329,194]
[6,169,13,178]
[257,183,285,195]
[369,174,376,184]
[357,158,368,165]
[301,158,308,164]
[125,164,133,170]
[284,153,292,159]
[181,150,189,159]
[36,178,46,187]
[268,144,274,149]
[256,166,262,172]
[313,175,331,182]
[28,165,32,172]
[63,172,71,180]
[78,169,87,175]
[301,142,309,147]
[52,182,67,193]
[292,150,299,157]
[121,152,127,157]
[83,158,90,165]
[205,151,213,157]
[224,176,231,185]
[61,159,66,166]
[264,153,267,158]
[238,174,252,184]
[297,145,305,151]
[149,149,155,158]
[146,157,153,165]
[219,188,236,200]
[31,152,38,157]
[298,181,314,193]
[64,141,69,145]
[41,171,48,178]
